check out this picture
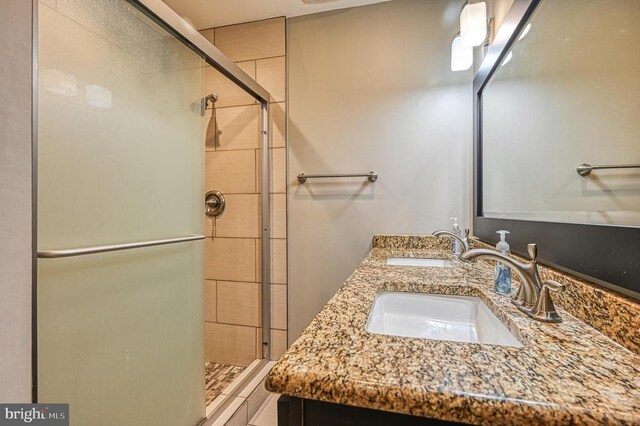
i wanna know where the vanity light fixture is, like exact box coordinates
[451,32,473,71]
[460,1,487,47]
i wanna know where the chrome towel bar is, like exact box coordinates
[38,234,205,259]
[297,171,378,184]
[577,163,640,177]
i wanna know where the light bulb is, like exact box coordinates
[451,34,473,72]
[460,2,487,47]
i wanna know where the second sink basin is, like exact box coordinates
[366,292,522,347]
[386,257,453,267]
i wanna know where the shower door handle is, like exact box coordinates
[37,234,205,258]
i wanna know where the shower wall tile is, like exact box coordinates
[255,238,262,284]
[215,194,260,238]
[217,281,261,327]
[256,329,264,359]
[205,61,256,108]
[256,57,286,102]
[214,18,285,63]
[270,102,286,148]
[270,148,287,194]
[205,280,217,322]
[203,17,288,364]
[215,105,261,151]
[255,149,262,191]
[205,150,256,194]
[205,322,257,366]
[255,238,287,284]
[271,284,287,331]
[199,29,214,45]
[270,194,286,239]
[271,239,287,285]
[270,330,288,360]
[205,237,256,282]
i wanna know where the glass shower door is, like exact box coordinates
[37,1,205,425]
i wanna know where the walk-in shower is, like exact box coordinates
[33,0,272,424]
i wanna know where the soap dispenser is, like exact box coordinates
[450,217,462,255]
[494,230,512,294]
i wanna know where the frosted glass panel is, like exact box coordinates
[38,247,204,425]
[38,1,204,246]
[37,0,205,425]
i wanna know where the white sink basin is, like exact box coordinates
[366,292,522,347]
[386,257,453,268]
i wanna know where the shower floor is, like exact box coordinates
[205,362,245,405]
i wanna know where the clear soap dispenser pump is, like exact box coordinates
[450,217,462,255]
[494,230,512,294]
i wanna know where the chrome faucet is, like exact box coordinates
[460,243,565,323]
[432,228,472,254]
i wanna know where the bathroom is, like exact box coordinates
[0,0,638,425]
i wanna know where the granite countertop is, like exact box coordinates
[265,235,640,425]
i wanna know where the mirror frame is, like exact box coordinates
[473,0,640,299]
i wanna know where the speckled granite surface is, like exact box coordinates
[468,238,640,355]
[266,235,640,425]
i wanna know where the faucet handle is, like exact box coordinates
[530,279,565,323]
[463,229,473,250]
[527,243,538,261]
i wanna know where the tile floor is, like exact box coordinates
[206,362,246,405]
[206,361,277,426]
[249,393,279,426]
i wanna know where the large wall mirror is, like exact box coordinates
[474,0,640,298]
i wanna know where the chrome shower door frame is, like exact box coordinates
[126,0,274,363]
[129,0,274,363]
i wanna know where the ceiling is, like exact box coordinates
[162,0,392,30]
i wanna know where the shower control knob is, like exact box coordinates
[205,190,226,217]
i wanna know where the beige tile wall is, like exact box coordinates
[201,17,288,366]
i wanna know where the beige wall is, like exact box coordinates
[287,0,473,342]
[200,18,288,365]
[0,0,33,403]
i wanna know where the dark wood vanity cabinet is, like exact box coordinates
[277,396,464,426]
